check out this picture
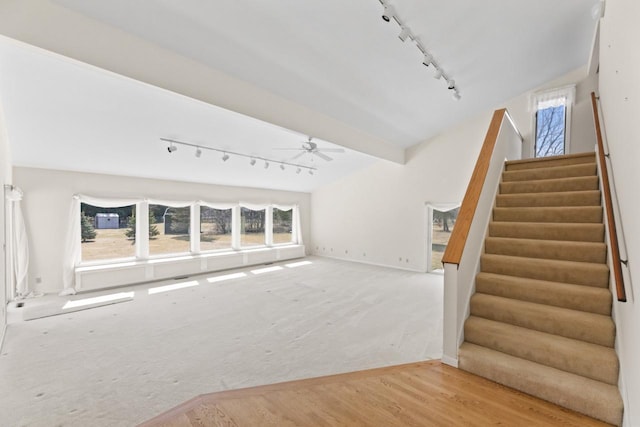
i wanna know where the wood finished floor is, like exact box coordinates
[139,360,611,427]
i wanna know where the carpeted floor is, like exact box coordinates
[0,256,443,427]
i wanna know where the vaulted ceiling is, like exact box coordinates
[0,0,599,192]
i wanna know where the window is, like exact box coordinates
[272,208,293,244]
[533,86,574,158]
[80,203,135,262]
[428,206,459,273]
[149,205,191,256]
[241,207,265,247]
[200,206,232,251]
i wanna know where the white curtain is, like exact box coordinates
[6,188,29,298]
[61,195,142,296]
[530,85,576,111]
[199,201,237,210]
[273,203,302,245]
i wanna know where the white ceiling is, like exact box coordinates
[0,0,599,192]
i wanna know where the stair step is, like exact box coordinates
[475,272,612,315]
[489,221,604,242]
[502,163,597,182]
[481,254,609,287]
[485,237,606,263]
[505,152,596,171]
[459,343,623,426]
[464,317,618,384]
[493,206,602,223]
[500,176,599,194]
[470,293,615,347]
[495,190,601,207]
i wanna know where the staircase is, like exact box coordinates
[458,152,624,426]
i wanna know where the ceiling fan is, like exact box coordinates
[275,137,345,161]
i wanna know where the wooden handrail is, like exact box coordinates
[442,109,506,265]
[591,92,626,302]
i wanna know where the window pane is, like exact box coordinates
[80,203,135,262]
[241,207,265,247]
[273,208,293,244]
[535,104,566,157]
[149,205,190,256]
[200,207,232,251]
[431,207,459,272]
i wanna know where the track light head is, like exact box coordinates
[280,164,286,171]
[452,91,461,100]
[382,4,395,22]
[447,79,456,90]
[264,161,270,169]
[398,27,411,42]
[296,167,301,174]
[422,53,433,67]
[309,169,314,175]
[167,143,177,153]
[195,147,202,158]
[222,153,230,162]
[433,68,442,79]
[250,158,256,166]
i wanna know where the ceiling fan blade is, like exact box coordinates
[291,151,307,160]
[313,151,333,161]
[318,148,345,153]
[273,148,304,151]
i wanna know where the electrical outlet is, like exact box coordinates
[35,277,42,284]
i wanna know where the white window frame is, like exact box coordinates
[426,203,460,274]
[530,85,575,158]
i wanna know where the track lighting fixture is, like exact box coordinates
[381,4,396,22]
[378,0,460,98]
[309,170,314,175]
[422,53,433,67]
[452,91,461,101]
[160,137,317,175]
[398,27,411,42]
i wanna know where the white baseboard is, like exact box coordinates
[441,355,458,368]
[312,253,426,273]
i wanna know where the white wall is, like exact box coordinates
[598,0,640,424]
[311,68,598,272]
[13,167,311,294]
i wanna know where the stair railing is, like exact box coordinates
[441,109,523,367]
[591,92,628,302]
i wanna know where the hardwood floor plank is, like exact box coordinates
[141,361,612,427]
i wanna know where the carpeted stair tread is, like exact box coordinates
[458,343,623,426]
[500,176,599,194]
[488,221,604,242]
[481,254,609,287]
[495,190,601,207]
[470,293,615,347]
[475,272,612,315]
[505,152,596,171]
[484,237,606,263]
[493,206,602,223]
[464,316,619,384]
[502,162,597,182]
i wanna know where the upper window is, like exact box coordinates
[427,205,460,273]
[149,205,191,256]
[241,207,265,247]
[200,206,232,251]
[533,86,574,158]
[273,208,293,244]
[80,203,135,262]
